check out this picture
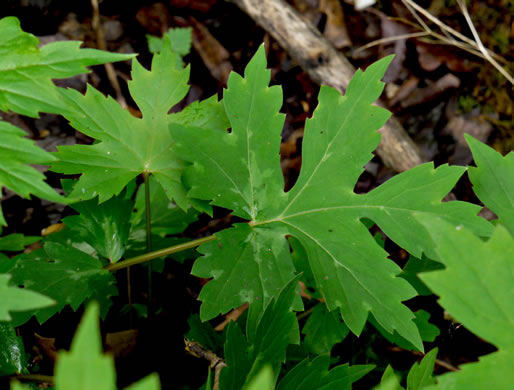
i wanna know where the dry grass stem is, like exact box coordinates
[357,0,513,86]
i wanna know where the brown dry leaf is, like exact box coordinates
[369,9,410,82]
[136,3,170,35]
[398,73,460,109]
[415,42,473,73]
[105,329,139,359]
[34,333,58,363]
[443,114,493,165]
[389,76,419,107]
[190,17,232,85]
[170,0,217,12]
[41,223,64,236]
[319,0,351,48]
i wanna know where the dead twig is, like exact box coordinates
[456,0,513,85]
[91,0,128,108]
[214,302,249,331]
[388,346,460,373]
[185,339,227,390]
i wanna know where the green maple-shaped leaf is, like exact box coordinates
[51,39,228,209]
[0,274,55,322]
[0,323,28,375]
[171,46,492,351]
[277,355,374,390]
[0,16,134,226]
[416,217,514,389]
[302,303,349,354]
[371,310,440,351]
[0,16,134,117]
[0,121,65,226]
[465,134,514,235]
[0,241,117,326]
[220,276,300,389]
[407,348,437,390]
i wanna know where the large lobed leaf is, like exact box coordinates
[416,217,514,389]
[220,276,372,389]
[0,121,65,226]
[51,38,229,209]
[0,15,134,226]
[465,134,514,235]
[0,241,117,326]
[0,16,134,117]
[171,46,492,351]
[277,355,373,390]
[0,273,54,322]
[221,276,301,389]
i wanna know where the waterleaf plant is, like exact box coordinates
[171,46,491,350]
[1,16,512,389]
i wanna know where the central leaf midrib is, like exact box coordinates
[279,72,378,218]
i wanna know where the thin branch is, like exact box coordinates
[388,346,460,372]
[354,31,429,54]
[90,0,127,107]
[11,374,54,383]
[399,0,513,85]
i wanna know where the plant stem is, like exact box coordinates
[105,235,217,272]
[144,172,153,307]
[12,374,54,383]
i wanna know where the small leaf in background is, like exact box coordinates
[302,303,349,354]
[147,27,192,68]
[63,192,134,263]
[406,348,437,390]
[244,366,274,390]
[371,310,440,351]
[1,241,117,326]
[220,275,301,389]
[277,355,374,390]
[0,16,134,117]
[416,216,514,388]
[376,365,403,390]
[186,314,224,354]
[172,46,492,351]
[131,175,199,237]
[168,95,230,136]
[0,121,65,226]
[0,323,28,375]
[0,233,40,251]
[400,255,444,296]
[465,134,514,235]
[55,303,161,390]
[0,274,55,322]
[124,373,161,390]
